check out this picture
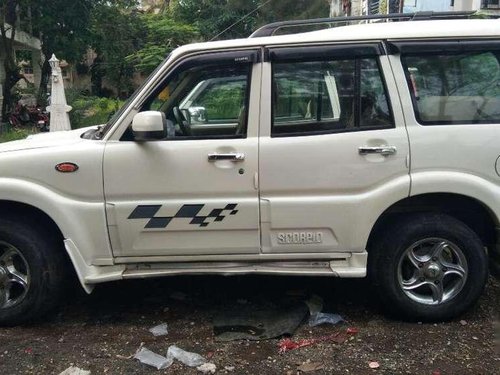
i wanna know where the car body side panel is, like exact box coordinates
[388,53,500,223]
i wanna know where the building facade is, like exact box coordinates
[0,4,42,119]
[0,27,41,119]
[331,0,500,16]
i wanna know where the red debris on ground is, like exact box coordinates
[278,328,359,353]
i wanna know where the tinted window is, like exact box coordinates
[403,51,500,124]
[272,57,393,136]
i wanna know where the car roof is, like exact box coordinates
[172,19,500,59]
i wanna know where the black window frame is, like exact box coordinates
[267,43,395,138]
[395,39,500,126]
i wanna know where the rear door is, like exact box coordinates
[390,40,500,198]
[259,43,410,255]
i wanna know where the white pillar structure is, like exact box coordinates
[46,54,72,132]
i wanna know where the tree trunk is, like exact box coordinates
[0,0,23,121]
[37,58,51,107]
[1,63,22,122]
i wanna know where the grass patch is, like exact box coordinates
[0,126,31,143]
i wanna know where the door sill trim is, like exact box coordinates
[114,252,357,264]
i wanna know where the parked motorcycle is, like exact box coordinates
[8,103,50,132]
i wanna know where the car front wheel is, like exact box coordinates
[0,217,67,326]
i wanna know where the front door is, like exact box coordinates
[103,50,261,258]
[259,44,410,255]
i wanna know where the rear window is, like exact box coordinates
[272,57,393,136]
[402,51,500,125]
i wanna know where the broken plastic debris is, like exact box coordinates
[279,337,317,353]
[308,312,344,327]
[149,323,169,336]
[369,361,380,369]
[134,347,173,370]
[167,345,206,367]
[278,328,358,353]
[196,362,217,374]
[346,327,359,334]
[305,295,324,315]
[58,366,91,375]
[214,302,308,341]
[116,354,133,360]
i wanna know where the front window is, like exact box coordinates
[143,63,251,139]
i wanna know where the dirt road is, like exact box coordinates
[0,275,498,374]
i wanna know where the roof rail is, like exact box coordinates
[249,11,480,38]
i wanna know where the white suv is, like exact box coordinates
[0,14,499,325]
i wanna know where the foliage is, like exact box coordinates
[171,0,329,40]
[171,0,260,40]
[126,14,198,74]
[0,126,31,143]
[29,0,96,103]
[90,1,145,95]
[257,0,330,25]
[1,0,332,118]
[128,0,330,74]
[195,82,245,120]
[67,90,124,128]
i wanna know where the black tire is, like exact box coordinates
[369,213,488,321]
[0,216,67,326]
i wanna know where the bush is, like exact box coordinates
[66,90,124,129]
[0,126,31,143]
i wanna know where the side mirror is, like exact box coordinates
[188,106,207,124]
[132,111,166,141]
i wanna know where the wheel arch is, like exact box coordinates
[0,200,82,287]
[0,200,64,240]
[367,193,498,251]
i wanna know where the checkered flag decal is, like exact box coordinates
[128,204,239,228]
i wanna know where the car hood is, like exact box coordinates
[0,126,97,154]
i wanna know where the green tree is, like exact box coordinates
[30,0,97,103]
[171,0,330,40]
[90,2,144,96]
[258,0,329,24]
[127,14,198,74]
[171,0,260,40]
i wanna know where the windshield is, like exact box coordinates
[98,54,171,138]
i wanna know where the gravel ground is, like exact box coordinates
[0,275,498,375]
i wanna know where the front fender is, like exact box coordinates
[0,178,122,292]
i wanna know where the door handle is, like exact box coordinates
[358,146,397,156]
[208,152,245,162]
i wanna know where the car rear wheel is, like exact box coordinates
[0,217,67,326]
[370,213,488,321]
